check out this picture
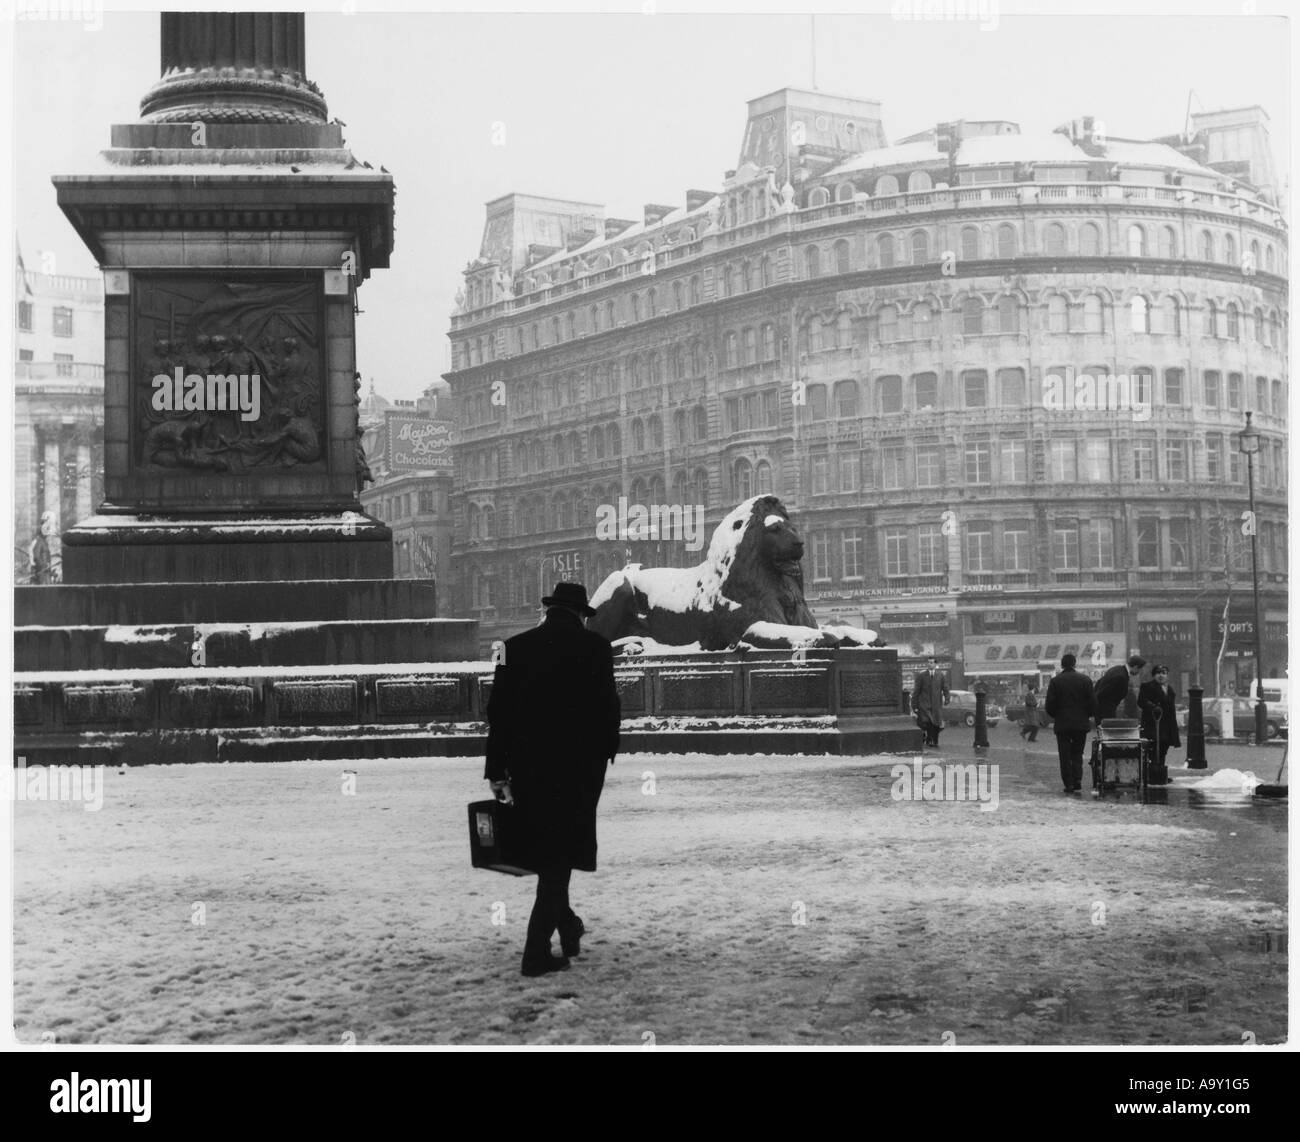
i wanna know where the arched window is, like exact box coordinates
[482,507,495,540]
[649,415,664,450]
[834,239,851,273]
[649,352,662,384]
[673,409,686,444]
[689,275,702,305]
[646,289,657,317]
[1127,225,1147,257]
[962,296,984,336]
[1130,296,1150,333]
[1083,295,1104,333]
[761,323,777,361]
[648,475,665,503]
[1265,245,1275,272]
[836,311,853,349]
[590,427,604,460]
[997,295,1020,333]
[807,317,824,353]
[608,361,621,393]
[1203,301,1218,337]
[877,233,895,268]
[808,186,830,208]
[672,280,683,310]
[1048,294,1068,333]
[1079,222,1101,256]
[724,332,738,368]
[911,230,929,264]
[550,316,561,343]
[674,346,687,380]
[741,261,752,291]
[630,293,641,322]
[632,419,645,452]
[726,264,739,296]
[835,182,855,202]
[961,227,980,260]
[606,423,621,456]
[1162,296,1181,335]
[876,306,897,342]
[553,433,566,465]
[907,169,932,192]
[834,380,859,418]
[1226,303,1240,340]
[760,257,773,287]
[755,460,773,494]
[690,341,703,375]
[692,405,707,441]
[1268,310,1279,345]
[1253,307,1265,343]
[875,174,899,197]
[743,328,757,365]
[996,224,1017,258]
[515,442,528,474]
[807,385,828,420]
[467,505,480,540]
[1250,239,1260,271]
[1199,230,1214,261]
[630,354,644,388]
[734,459,754,501]
[912,301,933,339]
[805,245,821,278]
[1044,223,1066,255]
[1159,226,1177,259]
[1224,234,1237,266]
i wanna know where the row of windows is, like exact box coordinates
[801,520,1288,581]
[458,213,1285,362]
[371,489,439,521]
[796,369,1287,419]
[15,302,74,336]
[763,432,1287,496]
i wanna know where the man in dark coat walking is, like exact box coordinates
[912,657,950,747]
[1044,652,1097,793]
[485,582,621,977]
[1094,655,1146,721]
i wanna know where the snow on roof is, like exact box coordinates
[955,132,1084,166]
[824,141,945,177]
[1098,138,1223,178]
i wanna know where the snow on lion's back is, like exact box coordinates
[587,496,768,613]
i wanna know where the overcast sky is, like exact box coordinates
[9,2,1290,401]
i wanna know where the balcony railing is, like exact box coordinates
[15,361,104,382]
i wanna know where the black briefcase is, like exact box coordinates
[467,799,535,876]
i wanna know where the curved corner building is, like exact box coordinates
[445,89,1287,693]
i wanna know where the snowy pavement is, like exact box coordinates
[11,731,1287,1046]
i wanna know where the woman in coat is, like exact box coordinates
[1137,664,1180,783]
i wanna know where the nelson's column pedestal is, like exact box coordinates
[15,12,479,764]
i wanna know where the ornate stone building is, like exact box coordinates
[13,250,105,581]
[444,90,1287,689]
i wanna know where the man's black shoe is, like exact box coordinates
[559,917,585,958]
[521,953,571,977]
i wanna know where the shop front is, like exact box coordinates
[1136,614,1198,696]
[1204,606,1288,695]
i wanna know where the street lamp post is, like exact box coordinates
[1235,411,1268,745]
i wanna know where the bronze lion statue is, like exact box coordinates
[588,495,879,652]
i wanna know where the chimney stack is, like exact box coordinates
[685,189,714,212]
[604,217,636,239]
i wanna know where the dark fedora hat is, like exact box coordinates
[542,581,596,616]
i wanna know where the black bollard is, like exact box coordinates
[973,689,990,748]
[1186,684,1207,770]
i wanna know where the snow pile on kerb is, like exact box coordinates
[1189,768,1262,793]
[589,495,767,614]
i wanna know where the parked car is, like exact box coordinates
[1175,698,1284,739]
[942,690,1001,728]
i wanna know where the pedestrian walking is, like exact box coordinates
[1137,664,1180,783]
[1044,652,1097,794]
[484,583,621,977]
[1094,655,1146,721]
[912,656,949,747]
[1019,684,1041,742]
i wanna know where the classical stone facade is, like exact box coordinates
[13,257,105,581]
[444,90,1287,687]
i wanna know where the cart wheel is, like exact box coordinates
[964,713,975,727]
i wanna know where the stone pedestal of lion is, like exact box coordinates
[587,496,920,755]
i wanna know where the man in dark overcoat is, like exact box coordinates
[1137,665,1180,785]
[912,657,950,747]
[485,582,621,977]
[1044,652,1098,793]
[1094,655,1146,721]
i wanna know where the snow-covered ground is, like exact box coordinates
[11,737,1287,1046]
